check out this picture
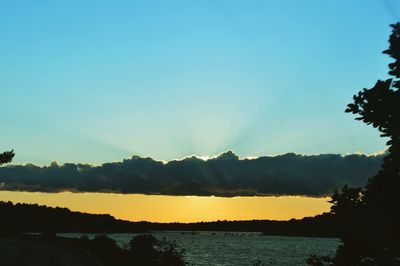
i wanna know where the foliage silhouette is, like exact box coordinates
[56,234,187,266]
[130,234,160,258]
[308,23,400,265]
[129,234,186,266]
[0,149,14,165]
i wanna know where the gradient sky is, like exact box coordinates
[1,1,400,165]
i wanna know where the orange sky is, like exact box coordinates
[0,191,331,222]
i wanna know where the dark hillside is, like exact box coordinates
[0,201,338,237]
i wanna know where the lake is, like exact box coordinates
[59,232,340,266]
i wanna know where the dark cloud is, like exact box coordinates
[0,151,384,197]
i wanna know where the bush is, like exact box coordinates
[73,234,187,266]
[129,234,186,266]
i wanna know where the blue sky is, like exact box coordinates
[1,1,399,165]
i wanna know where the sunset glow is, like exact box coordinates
[0,191,331,223]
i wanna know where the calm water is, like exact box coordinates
[59,232,339,266]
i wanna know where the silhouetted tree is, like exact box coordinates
[0,150,14,165]
[0,149,14,234]
[309,23,400,266]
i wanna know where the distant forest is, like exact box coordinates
[0,201,337,238]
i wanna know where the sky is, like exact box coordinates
[0,1,399,222]
[0,191,331,222]
[1,1,399,165]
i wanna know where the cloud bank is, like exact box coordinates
[0,151,384,197]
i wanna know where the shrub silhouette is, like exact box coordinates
[129,234,186,266]
[130,234,160,259]
[74,234,187,266]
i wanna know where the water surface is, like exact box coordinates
[59,231,339,265]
